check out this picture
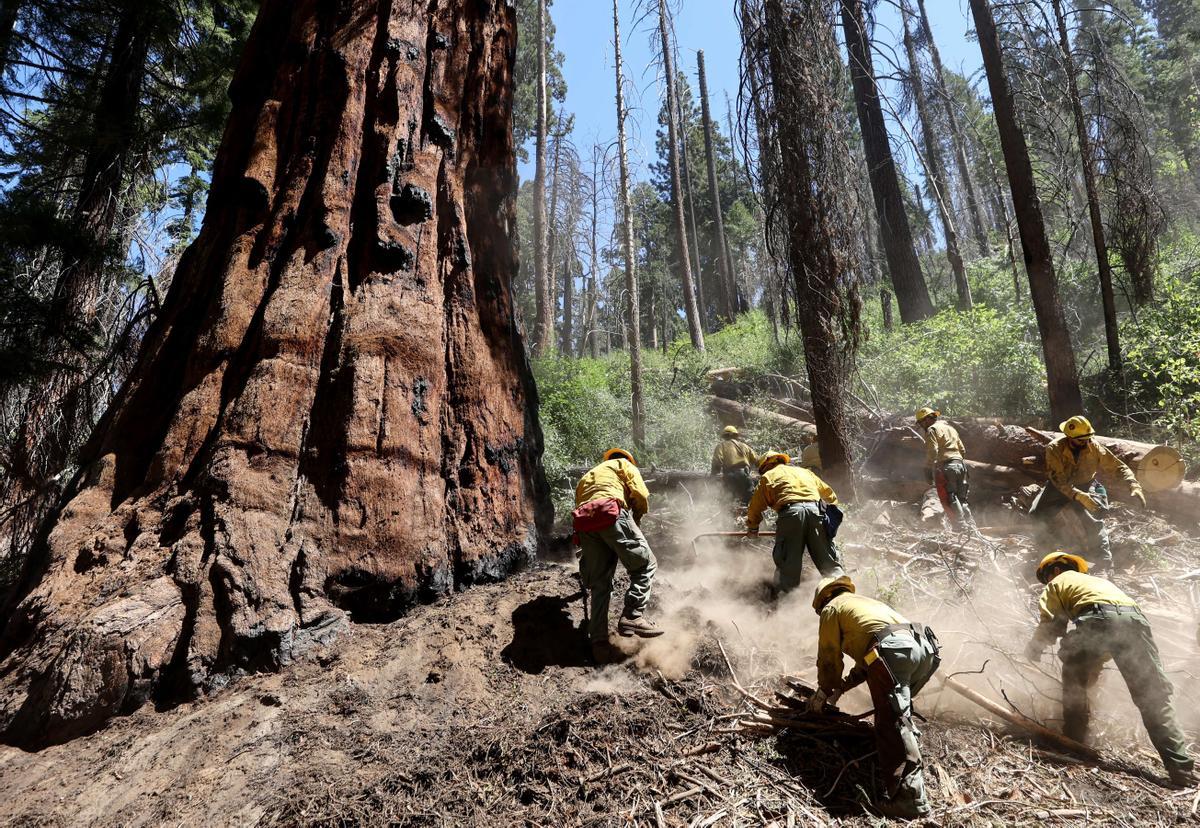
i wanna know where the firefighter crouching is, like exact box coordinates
[1025,552,1196,787]
[811,576,942,819]
[1029,415,1147,574]
[746,452,844,592]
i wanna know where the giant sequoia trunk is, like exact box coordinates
[0,0,549,747]
[840,0,933,324]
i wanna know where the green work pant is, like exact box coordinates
[1030,482,1111,567]
[773,501,843,592]
[1059,607,1193,775]
[578,510,657,643]
[935,459,976,531]
[867,630,940,815]
[721,465,754,506]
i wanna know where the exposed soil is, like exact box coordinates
[1,491,1198,826]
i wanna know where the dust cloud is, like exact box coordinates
[626,485,1200,753]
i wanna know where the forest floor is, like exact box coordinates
[1,490,1199,826]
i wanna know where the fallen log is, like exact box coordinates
[1149,481,1200,529]
[707,395,814,433]
[942,677,1099,759]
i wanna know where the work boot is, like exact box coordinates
[1169,768,1198,788]
[874,796,930,820]
[590,640,617,665]
[617,614,664,638]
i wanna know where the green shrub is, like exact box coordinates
[1121,276,1200,447]
[858,306,1048,419]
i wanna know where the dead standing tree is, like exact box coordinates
[840,0,933,324]
[914,0,991,255]
[744,0,862,497]
[900,0,971,310]
[532,0,552,355]
[970,0,1084,419]
[657,0,705,351]
[613,0,646,447]
[0,0,551,747]
[698,49,739,323]
[1049,0,1120,372]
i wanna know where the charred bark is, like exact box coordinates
[970,0,1083,420]
[757,0,860,497]
[840,0,933,324]
[0,0,550,747]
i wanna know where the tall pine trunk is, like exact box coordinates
[915,0,990,255]
[657,0,704,350]
[840,0,933,323]
[544,110,565,355]
[698,50,737,322]
[901,1,970,310]
[970,0,1083,419]
[8,4,151,493]
[613,0,645,447]
[675,89,708,331]
[0,0,549,747]
[1050,0,1120,371]
[585,147,602,359]
[532,0,551,355]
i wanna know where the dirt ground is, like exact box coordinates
[2,492,1200,826]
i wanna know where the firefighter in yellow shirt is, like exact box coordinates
[573,449,664,664]
[1029,416,1146,573]
[1025,553,1195,787]
[746,452,842,592]
[709,425,758,506]
[915,407,978,534]
[811,576,942,818]
[798,428,822,473]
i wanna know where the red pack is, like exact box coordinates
[572,497,621,534]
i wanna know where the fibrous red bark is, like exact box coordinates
[0,0,549,746]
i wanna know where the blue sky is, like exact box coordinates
[518,0,987,184]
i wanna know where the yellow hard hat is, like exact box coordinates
[1036,552,1089,584]
[915,407,940,422]
[1059,415,1095,439]
[757,452,790,474]
[603,447,637,466]
[722,425,739,436]
[813,575,855,612]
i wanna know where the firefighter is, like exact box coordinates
[746,452,843,592]
[1029,415,1147,573]
[915,407,978,534]
[799,428,822,473]
[811,576,942,819]
[573,448,664,664]
[710,425,758,506]
[1025,553,1196,787]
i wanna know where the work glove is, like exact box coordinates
[807,689,829,713]
[1073,490,1100,512]
[1024,641,1045,663]
[1131,487,1147,509]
